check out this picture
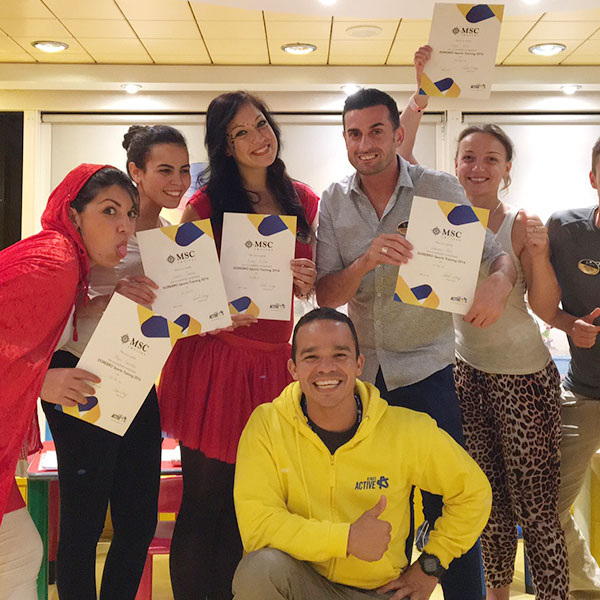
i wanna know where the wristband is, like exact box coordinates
[409,95,426,113]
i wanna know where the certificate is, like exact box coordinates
[394,197,489,315]
[421,3,504,100]
[220,213,297,321]
[137,220,231,335]
[56,293,182,436]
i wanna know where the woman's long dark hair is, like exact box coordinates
[203,91,310,238]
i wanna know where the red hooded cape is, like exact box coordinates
[0,163,108,521]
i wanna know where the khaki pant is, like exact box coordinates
[233,548,395,600]
[559,389,600,599]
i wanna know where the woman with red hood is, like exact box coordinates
[0,164,138,598]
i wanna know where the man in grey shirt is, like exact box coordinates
[316,88,515,600]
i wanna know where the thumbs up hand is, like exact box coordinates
[570,307,600,348]
[347,495,392,562]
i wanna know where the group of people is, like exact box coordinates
[0,45,599,600]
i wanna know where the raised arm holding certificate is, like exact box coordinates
[137,219,231,335]
[421,3,504,100]
[56,293,182,435]
[220,212,297,321]
[394,197,489,315]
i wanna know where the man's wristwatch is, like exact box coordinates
[417,552,446,578]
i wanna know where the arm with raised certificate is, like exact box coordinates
[56,293,182,436]
[421,3,504,100]
[220,212,297,321]
[137,219,232,335]
[394,197,489,315]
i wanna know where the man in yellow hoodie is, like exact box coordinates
[233,308,491,599]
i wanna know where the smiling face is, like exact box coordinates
[343,104,403,178]
[226,101,278,178]
[129,143,191,210]
[455,132,512,204]
[288,319,364,430]
[70,184,137,267]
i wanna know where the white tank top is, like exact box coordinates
[454,206,550,375]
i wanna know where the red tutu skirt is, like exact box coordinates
[158,331,292,464]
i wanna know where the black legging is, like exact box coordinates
[42,350,162,600]
[170,445,242,600]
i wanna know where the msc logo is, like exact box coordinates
[433,227,462,239]
[169,251,195,262]
[453,26,480,34]
[355,475,390,490]
[245,240,253,248]
[121,334,130,344]
[130,338,149,352]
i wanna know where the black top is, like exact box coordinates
[300,393,362,454]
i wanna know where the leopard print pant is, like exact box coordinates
[455,359,568,600]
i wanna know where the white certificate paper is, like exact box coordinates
[421,3,504,99]
[394,197,489,315]
[137,220,231,335]
[56,294,182,436]
[220,213,297,321]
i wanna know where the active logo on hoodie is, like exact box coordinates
[355,475,390,490]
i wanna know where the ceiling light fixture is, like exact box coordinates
[346,25,383,38]
[32,40,69,53]
[560,84,582,95]
[341,84,362,96]
[281,43,317,55]
[320,0,337,5]
[528,43,566,56]
[121,83,142,94]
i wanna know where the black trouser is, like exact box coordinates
[169,445,242,600]
[42,350,162,600]
[375,365,484,600]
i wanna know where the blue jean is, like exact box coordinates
[375,365,483,600]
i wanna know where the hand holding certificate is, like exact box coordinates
[421,3,504,100]
[394,197,489,315]
[56,293,182,436]
[220,213,297,321]
[137,220,232,335]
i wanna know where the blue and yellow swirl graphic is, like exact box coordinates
[394,277,440,309]
[229,296,260,318]
[160,219,215,246]
[246,214,297,237]
[56,395,101,423]
[436,200,489,229]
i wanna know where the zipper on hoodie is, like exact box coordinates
[326,453,337,580]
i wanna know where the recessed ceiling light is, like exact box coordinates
[560,84,582,95]
[121,83,142,94]
[528,43,566,56]
[32,40,69,53]
[341,84,362,96]
[320,0,337,5]
[281,43,317,55]
[346,25,383,38]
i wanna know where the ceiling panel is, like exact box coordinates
[200,20,266,40]
[502,39,582,64]
[496,40,519,63]
[561,39,600,63]
[142,38,208,56]
[329,40,392,65]
[387,40,425,65]
[206,38,268,63]
[190,3,262,21]
[526,20,600,39]
[265,20,331,40]
[0,18,70,38]
[115,0,192,21]
[499,20,537,40]
[0,0,54,19]
[130,20,200,39]
[394,20,430,40]
[78,37,150,60]
[542,7,600,20]
[43,0,124,20]
[64,19,135,38]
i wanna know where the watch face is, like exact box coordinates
[423,557,438,573]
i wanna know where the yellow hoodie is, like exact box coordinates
[234,379,491,590]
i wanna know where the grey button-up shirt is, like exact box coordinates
[316,157,504,389]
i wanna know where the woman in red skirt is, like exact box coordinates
[158,91,318,599]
